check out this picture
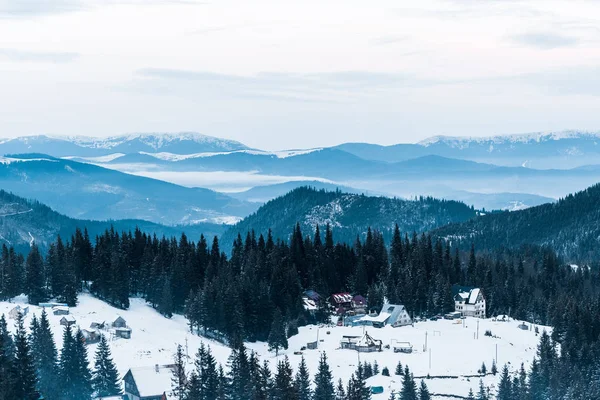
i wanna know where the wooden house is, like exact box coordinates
[60,315,76,327]
[124,365,173,400]
[330,293,353,314]
[82,329,101,344]
[53,305,70,315]
[115,327,132,339]
[112,315,127,328]
[8,305,28,319]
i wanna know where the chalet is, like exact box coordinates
[340,332,382,352]
[112,315,127,328]
[330,293,353,314]
[115,327,132,339]
[393,341,413,353]
[91,321,106,330]
[453,286,486,318]
[358,303,412,328]
[124,365,173,400]
[53,305,70,315]
[8,305,28,319]
[352,295,367,314]
[60,315,76,327]
[82,328,101,344]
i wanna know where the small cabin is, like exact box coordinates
[518,323,529,331]
[60,315,76,327]
[90,321,106,330]
[82,329,101,344]
[306,341,318,350]
[124,365,172,400]
[393,341,413,353]
[8,305,28,319]
[53,306,70,316]
[112,315,127,328]
[115,327,132,339]
[340,332,382,353]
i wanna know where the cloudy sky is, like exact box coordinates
[0,0,599,150]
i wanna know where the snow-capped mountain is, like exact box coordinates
[0,132,250,157]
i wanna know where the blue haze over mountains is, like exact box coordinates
[0,130,599,242]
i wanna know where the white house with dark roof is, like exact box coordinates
[454,287,486,318]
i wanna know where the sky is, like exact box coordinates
[0,0,599,150]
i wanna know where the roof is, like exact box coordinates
[331,293,353,304]
[61,315,76,322]
[469,288,481,304]
[451,284,475,298]
[356,332,382,347]
[127,366,173,397]
[359,312,391,323]
[303,298,318,311]
[113,315,126,322]
[303,290,321,302]
[115,327,132,332]
[53,306,69,312]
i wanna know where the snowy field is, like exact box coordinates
[0,294,548,399]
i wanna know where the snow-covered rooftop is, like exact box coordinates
[128,365,173,397]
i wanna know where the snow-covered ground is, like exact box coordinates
[0,294,548,399]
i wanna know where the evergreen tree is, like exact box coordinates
[335,378,346,400]
[382,366,390,376]
[496,365,512,400]
[0,316,13,400]
[418,380,431,400]
[31,310,58,400]
[313,352,335,400]
[400,366,417,400]
[92,335,121,397]
[25,244,46,305]
[480,362,487,375]
[395,360,403,376]
[160,276,174,318]
[476,380,487,400]
[268,309,287,356]
[294,356,312,400]
[172,344,188,400]
[10,311,39,400]
[273,357,297,400]
[186,371,202,400]
[491,359,497,375]
[73,329,93,399]
[467,388,475,400]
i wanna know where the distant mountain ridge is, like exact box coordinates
[0,190,226,254]
[0,154,258,226]
[220,186,478,251]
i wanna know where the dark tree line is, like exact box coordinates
[2,220,600,397]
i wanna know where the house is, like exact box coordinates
[518,322,529,331]
[302,297,318,316]
[303,290,321,303]
[82,328,101,344]
[453,286,486,318]
[53,305,70,315]
[60,315,77,327]
[8,305,28,319]
[112,315,127,328]
[340,332,382,352]
[39,302,68,309]
[91,321,106,330]
[115,327,132,339]
[352,295,367,313]
[393,341,413,353]
[94,396,126,400]
[124,365,173,400]
[358,303,412,328]
[330,293,353,314]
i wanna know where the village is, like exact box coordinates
[0,285,544,400]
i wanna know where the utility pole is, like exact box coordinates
[477,319,480,340]
[495,343,498,364]
[429,348,432,370]
[424,331,428,352]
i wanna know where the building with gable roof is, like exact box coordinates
[453,285,486,318]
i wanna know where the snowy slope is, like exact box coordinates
[1,294,548,399]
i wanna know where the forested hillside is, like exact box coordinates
[220,187,477,251]
[434,182,600,261]
[0,190,225,253]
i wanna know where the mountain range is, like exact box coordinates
[0,154,258,225]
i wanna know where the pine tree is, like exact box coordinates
[382,366,390,376]
[73,329,93,399]
[172,344,188,400]
[10,311,39,400]
[314,352,335,400]
[268,309,287,356]
[92,335,121,397]
[160,276,174,318]
[294,355,312,400]
[373,360,379,375]
[186,371,202,400]
[496,364,512,400]
[491,359,497,375]
[480,362,487,375]
[476,379,487,400]
[25,244,46,305]
[0,316,13,400]
[418,380,431,400]
[467,388,475,400]
[400,366,417,400]
[273,357,297,400]
[31,310,58,400]
[217,364,229,400]
[395,360,403,375]
[335,378,346,400]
